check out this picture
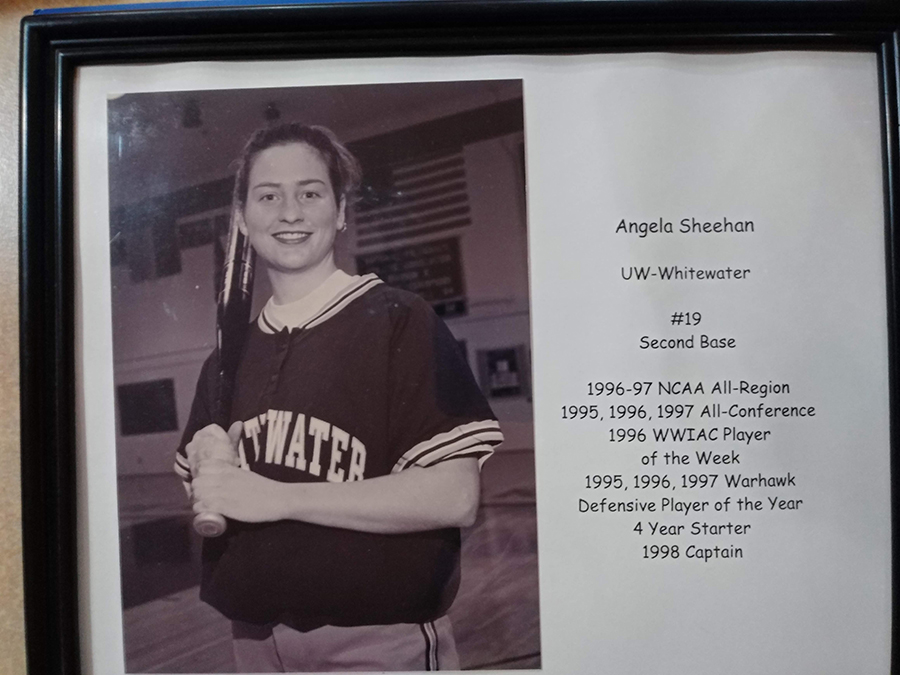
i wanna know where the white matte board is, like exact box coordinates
[75,51,891,674]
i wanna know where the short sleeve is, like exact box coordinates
[174,352,217,483]
[388,297,503,473]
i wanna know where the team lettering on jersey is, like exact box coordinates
[238,410,367,482]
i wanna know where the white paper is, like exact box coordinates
[526,52,891,675]
[76,51,890,674]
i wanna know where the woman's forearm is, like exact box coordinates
[192,456,481,533]
[278,458,481,532]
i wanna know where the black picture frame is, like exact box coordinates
[19,2,900,673]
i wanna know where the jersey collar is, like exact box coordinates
[258,270,382,334]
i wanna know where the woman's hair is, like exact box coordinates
[233,122,362,209]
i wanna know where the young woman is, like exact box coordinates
[174,122,503,672]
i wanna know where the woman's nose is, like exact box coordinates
[280,197,304,222]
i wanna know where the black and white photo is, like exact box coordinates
[105,80,539,673]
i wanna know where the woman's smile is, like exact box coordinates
[272,230,313,244]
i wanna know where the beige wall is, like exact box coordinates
[0,2,157,673]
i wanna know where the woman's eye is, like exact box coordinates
[260,193,278,202]
[302,191,320,199]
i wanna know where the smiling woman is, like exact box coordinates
[174,119,506,672]
[242,143,345,287]
[234,124,360,303]
[94,78,535,674]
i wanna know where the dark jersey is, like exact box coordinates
[175,277,502,630]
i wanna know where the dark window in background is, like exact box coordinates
[132,517,191,565]
[117,379,179,435]
[178,217,214,249]
[478,346,531,399]
[356,237,467,318]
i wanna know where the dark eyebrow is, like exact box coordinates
[251,179,327,190]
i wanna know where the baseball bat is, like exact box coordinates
[193,209,255,537]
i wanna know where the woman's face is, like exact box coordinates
[240,142,344,277]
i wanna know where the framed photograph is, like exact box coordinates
[19,2,900,674]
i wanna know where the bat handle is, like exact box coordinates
[193,512,227,537]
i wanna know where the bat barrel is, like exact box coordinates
[199,211,254,540]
